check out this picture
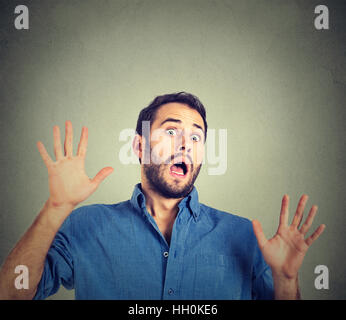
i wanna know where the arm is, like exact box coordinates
[0,121,113,299]
[252,194,325,300]
[0,201,73,299]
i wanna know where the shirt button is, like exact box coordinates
[168,288,174,295]
[163,251,169,258]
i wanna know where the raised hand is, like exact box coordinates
[252,194,325,280]
[37,121,114,210]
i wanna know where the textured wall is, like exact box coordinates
[0,0,345,299]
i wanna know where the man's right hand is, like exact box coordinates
[37,120,114,214]
[0,120,113,299]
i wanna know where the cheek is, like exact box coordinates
[193,144,205,164]
[150,136,174,163]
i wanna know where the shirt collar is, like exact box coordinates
[130,183,201,221]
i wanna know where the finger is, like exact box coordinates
[53,125,63,160]
[279,194,290,228]
[252,220,268,250]
[37,141,53,167]
[64,120,73,157]
[291,194,309,228]
[300,205,318,235]
[77,126,88,158]
[305,224,326,246]
[91,167,114,187]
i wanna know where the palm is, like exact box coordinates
[253,194,325,279]
[48,158,95,207]
[37,121,113,208]
[259,226,308,279]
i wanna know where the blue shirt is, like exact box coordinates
[34,183,274,300]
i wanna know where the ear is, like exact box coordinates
[132,134,142,162]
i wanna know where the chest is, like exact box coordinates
[72,216,253,299]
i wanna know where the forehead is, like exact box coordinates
[153,103,205,130]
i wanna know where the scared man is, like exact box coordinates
[0,92,325,299]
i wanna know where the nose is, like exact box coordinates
[178,134,192,154]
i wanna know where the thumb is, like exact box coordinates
[91,167,114,187]
[252,219,268,250]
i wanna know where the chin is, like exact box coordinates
[157,181,193,199]
[143,162,200,199]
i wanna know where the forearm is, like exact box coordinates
[0,200,73,300]
[273,272,301,300]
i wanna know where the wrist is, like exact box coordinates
[272,271,301,300]
[37,199,75,232]
[272,269,298,282]
[45,198,75,212]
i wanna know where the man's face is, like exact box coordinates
[142,103,205,198]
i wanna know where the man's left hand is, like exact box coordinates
[252,194,325,282]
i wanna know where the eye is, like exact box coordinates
[191,134,201,142]
[166,128,176,136]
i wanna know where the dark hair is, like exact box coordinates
[135,92,208,164]
[136,91,208,140]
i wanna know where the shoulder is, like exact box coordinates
[199,203,257,248]
[56,200,136,241]
[70,200,131,216]
[200,203,253,229]
[65,200,134,228]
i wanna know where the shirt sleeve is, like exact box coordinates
[33,216,74,300]
[251,243,274,300]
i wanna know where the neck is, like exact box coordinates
[141,180,182,220]
[140,173,184,245]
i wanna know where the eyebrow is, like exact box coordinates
[160,117,204,132]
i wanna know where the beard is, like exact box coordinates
[143,153,202,199]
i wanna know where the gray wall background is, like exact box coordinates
[0,0,345,299]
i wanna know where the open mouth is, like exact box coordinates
[169,161,188,178]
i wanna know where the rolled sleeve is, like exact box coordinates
[33,216,74,300]
[251,244,274,300]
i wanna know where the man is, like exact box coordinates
[0,92,325,300]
